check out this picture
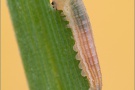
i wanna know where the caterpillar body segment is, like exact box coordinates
[51,0,102,90]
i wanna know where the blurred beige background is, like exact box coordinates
[1,0,134,90]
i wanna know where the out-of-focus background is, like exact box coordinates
[1,0,134,90]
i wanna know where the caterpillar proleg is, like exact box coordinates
[51,0,102,90]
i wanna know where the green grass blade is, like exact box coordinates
[7,0,89,90]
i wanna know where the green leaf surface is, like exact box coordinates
[7,0,89,90]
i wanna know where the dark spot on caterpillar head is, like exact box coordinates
[51,1,57,10]
[51,1,54,5]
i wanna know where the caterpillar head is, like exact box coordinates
[51,0,66,10]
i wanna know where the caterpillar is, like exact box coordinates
[51,0,102,90]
